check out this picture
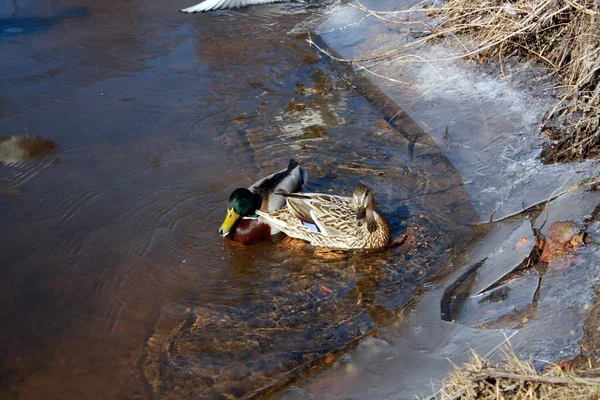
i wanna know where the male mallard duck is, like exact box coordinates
[181,0,285,13]
[219,159,307,245]
[256,183,390,250]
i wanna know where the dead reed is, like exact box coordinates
[335,0,600,163]
[425,0,600,163]
[432,347,600,399]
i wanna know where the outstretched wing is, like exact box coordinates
[181,0,285,13]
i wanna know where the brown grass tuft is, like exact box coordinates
[426,0,600,163]
[432,347,600,399]
[337,0,600,163]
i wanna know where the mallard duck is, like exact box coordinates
[219,159,307,245]
[181,0,285,13]
[256,183,390,250]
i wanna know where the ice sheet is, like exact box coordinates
[313,0,600,222]
[470,220,535,295]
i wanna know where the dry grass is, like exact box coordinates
[326,0,600,163]
[432,347,600,399]
[424,0,600,163]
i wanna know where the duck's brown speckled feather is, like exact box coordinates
[257,186,390,250]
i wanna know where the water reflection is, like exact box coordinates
[275,71,349,143]
[0,135,58,190]
[0,8,89,39]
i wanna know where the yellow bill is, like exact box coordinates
[219,208,239,236]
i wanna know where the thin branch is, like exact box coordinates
[478,368,600,385]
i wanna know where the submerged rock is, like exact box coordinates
[539,221,584,263]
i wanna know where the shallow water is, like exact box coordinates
[0,1,477,398]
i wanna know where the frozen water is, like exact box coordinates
[440,220,535,324]
[313,2,364,34]
[284,219,600,398]
[288,0,600,398]
[470,220,535,295]
[281,221,522,399]
[534,186,600,237]
[588,221,600,243]
[511,247,600,365]
[313,0,600,222]
[458,269,539,329]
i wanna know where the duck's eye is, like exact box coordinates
[357,221,363,227]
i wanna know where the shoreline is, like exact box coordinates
[276,1,600,398]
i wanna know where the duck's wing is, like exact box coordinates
[283,193,355,237]
[181,0,284,13]
[249,159,307,212]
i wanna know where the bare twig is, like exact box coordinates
[478,368,600,385]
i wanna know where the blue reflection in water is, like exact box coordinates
[0,7,89,39]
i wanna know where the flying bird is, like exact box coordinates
[181,0,286,13]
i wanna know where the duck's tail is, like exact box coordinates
[286,159,308,188]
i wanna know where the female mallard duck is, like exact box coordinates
[256,183,390,250]
[219,159,307,245]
